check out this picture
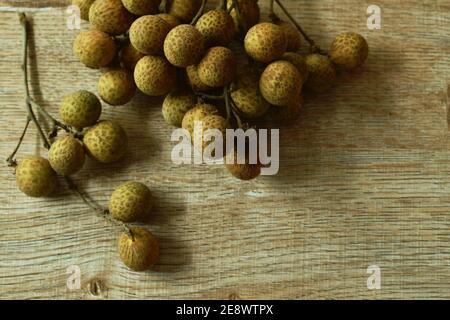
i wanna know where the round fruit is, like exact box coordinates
[16,156,57,197]
[167,0,202,23]
[73,29,117,68]
[72,0,95,20]
[129,15,171,55]
[109,181,152,222]
[276,20,301,52]
[83,120,128,163]
[162,89,197,127]
[182,103,218,136]
[156,13,181,29]
[198,46,237,88]
[195,9,235,47]
[185,65,213,92]
[304,54,337,93]
[281,52,309,83]
[225,151,261,181]
[244,22,287,63]
[329,32,369,70]
[194,114,229,154]
[98,68,136,106]
[49,135,85,176]
[231,68,270,119]
[119,42,144,70]
[118,227,160,271]
[273,91,303,124]
[164,24,205,68]
[227,0,260,31]
[260,60,302,107]
[89,0,134,35]
[60,90,102,130]
[121,0,160,15]
[134,55,177,96]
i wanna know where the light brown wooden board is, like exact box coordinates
[0,0,449,300]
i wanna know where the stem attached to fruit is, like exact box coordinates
[6,117,31,167]
[232,0,247,32]
[191,0,207,25]
[195,91,224,100]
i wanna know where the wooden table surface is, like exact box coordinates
[0,0,449,300]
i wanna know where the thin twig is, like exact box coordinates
[190,0,207,25]
[195,91,224,100]
[232,0,247,32]
[6,117,31,166]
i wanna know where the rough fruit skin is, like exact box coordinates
[304,54,337,93]
[16,156,57,197]
[60,90,102,129]
[48,135,86,176]
[129,15,171,55]
[260,60,302,107]
[121,0,161,15]
[225,151,261,181]
[282,52,309,84]
[83,120,128,163]
[273,91,303,124]
[227,0,260,31]
[134,55,177,96]
[89,0,134,35]
[167,0,201,23]
[98,68,136,106]
[329,32,369,70]
[244,23,287,63]
[156,13,181,29]
[118,227,159,271]
[109,181,152,222]
[276,20,301,52]
[231,68,270,119]
[72,0,95,20]
[198,46,237,88]
[195,9,235,47]
[164,24,205,68]
[195,114,229,153]
[185,65,213,92]
[120,42,144,70]
[182,103,218,136]
[162,89,197,127]
[73,29,117,69]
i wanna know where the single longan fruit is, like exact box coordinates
[195,9,235,47]
[164,24,205,68]
[119,42,144,70]
[198,46,237,88]
[260,60,302,107]
[83,120,128,163]
[231,68,270,119]
[244,22,287,63]
[194,114,229,154]
[156,13,181,29]
[225,151,261,181]
[182,103,218,136]
[129,15,171,55]
[16,156,57,197]
[118,227,159,271]
[134,55,177,96]
[329,32,369,70]
[304,54,337,93]
[276,20,301,52]
[89,0,135,35]
[48,135,86,176]
[162,89,197,127]
[60,90,102,130]
[281,52,309,84]
[72,0,95,21]
[98,68,136,106]
[185,65,213,92]
[167,0,202,23]
[109,181,152,222]
[121,0,161,15]
[227,0,260,31]
[73,29,117,69]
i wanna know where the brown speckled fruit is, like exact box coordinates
[195,9,235,47]
[156,13,181,29]
[60,90,102,130]
[185,65,213,92]
[260,60,302,107]
[118,227,159,271]
[89,0,134,35]
[134,55,177,96]
[73,29,117,68]
[281,52,309,84]
[304,54,337,93]
[72,0,95,20]
[244,22,287,63]
[83,120,128,163]
[121,0,160,15]
[227,0,260,31]
[164,24,205,68]
[167,0,201,23]
[119,42,144,70]
[198,46,237,88]
[225,151,261,181]
[162,89,197,127]
[48,135,85,176]
[109,181,152,222]
[182,103,218,136]
[16,156,57,197]
[276,20,301,52]
[129,15,171,55]
[273,90,303,124]
[98,69,136,106]
[231,68,270,119]
[194,114,229,154]
[329,32,369,70]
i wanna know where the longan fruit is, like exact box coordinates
[304,54,337,93]
[121,0,161,15]
[329,32,369,70]
[198,46,237,88]
[134,55,177,96]
[98,68,136,106]
[244,22,287,63]
[16,156,57,197]
[227,0,260,31]
[195,114,229,154]
[156,13,181,29]
[276,20,301,52]
[167,0,202,23]
[162,89,197,127]
[195,9,235,47]
[225,151,261,181]
[118,227,160,271]
[182,103,218,136]
[89,0,135,35]
[185,65,213,92]
[60,90,102,130]
[109,181,152,222]
[73,29,117,69]
[272,90,303,124]
[164,24,205,68]
[48,135,86,176]
[119,42,144,70]
[281,52,309,84]
[129,15,171,55]
[72,0,95,21]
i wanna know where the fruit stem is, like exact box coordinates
[220,0,227,11]
[232,0,247,32]
[6,117,31,167]
[195,91,224,100]
[159,0,167,13]
[191,0,207,25]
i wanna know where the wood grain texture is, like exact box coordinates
[1,0,450,300]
